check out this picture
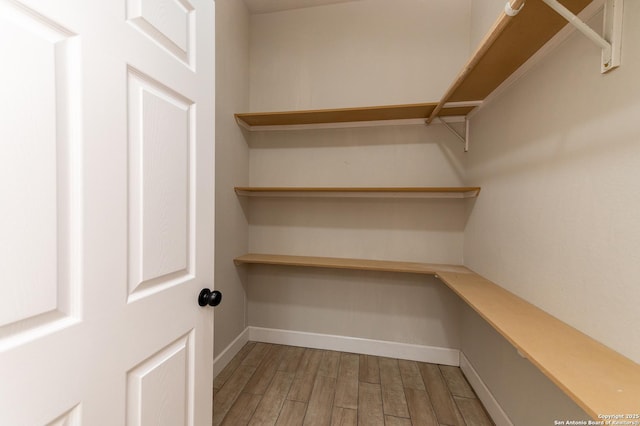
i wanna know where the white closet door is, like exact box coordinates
[0,0,216,424]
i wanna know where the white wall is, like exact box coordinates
[244,0,473,352]
[214,0,251,358]
[464,4,640,423]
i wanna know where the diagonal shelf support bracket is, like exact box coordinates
[438,117,470,152]
[542,0,623,73]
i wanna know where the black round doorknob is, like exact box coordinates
[198,288,222,307]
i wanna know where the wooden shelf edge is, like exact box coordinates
[235,102,475,129]
[234,187,481,199]
[233,253,470,275]
[436,270,640,419]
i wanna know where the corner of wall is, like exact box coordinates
[214,0,251,358]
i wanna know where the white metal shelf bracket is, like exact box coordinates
[542,0,623,73]
[429,101,479,152]
[438,117,470,152]
[504,0,525,16]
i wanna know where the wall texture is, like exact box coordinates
[249,0,471,111]
[244,0,473,352]
[469,0,505,51]
[214,0,251,358]
[464,4,640,423]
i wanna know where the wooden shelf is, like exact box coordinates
[235,102,475,130]
[236,253,640,419]
[437,270,640,419]
[233,253,469,275]
[237,1,594,129]
[428,0,593,121]
[234,187,481,199]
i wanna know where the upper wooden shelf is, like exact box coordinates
[235,102,475,130]
[428,0,593,121]
[237,0,594,130]
[234,186,481,199]
[236,252,640,418]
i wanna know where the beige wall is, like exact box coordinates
[248,126,469,263]
[469,0,505,51]
[214,0,251,358]
[245,0,473,349]
[464,4,640,422]
[249,0,471,111]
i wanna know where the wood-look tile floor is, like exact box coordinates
[213,342,494,426]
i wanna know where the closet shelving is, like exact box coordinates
[233,253,468,275]
[235,102,473,130]
[235,0,594,130]
[436,270,640,419]
[234,186,481,199]
[234,0,640,418]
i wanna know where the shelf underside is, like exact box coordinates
[446,0,593,103]
[236,253,640,418]
[234,187,481,199]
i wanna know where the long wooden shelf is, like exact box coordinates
[235,102,475,130]
[234,186,481,199]
[237,1,594,129]
[428,0,593,122]
[236,253,640,419]
[233,253,469,274]
[437,270,640,419]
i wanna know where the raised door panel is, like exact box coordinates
[127,331,195,426]
[127,68,195,303]
[0,0,81,346]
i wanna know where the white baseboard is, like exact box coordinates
[248,326,460,366]
[460,352,513,426]
[213,327,250,378]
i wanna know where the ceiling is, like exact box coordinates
[243,0,363,14]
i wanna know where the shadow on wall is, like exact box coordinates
[246,123,468,185]
[247,265,463,349]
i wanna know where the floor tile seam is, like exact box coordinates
[451,394,480,401]
[217,385,260,425]
[301,375,336,426]
[419,363,462,425]
[404,384,439,424]
[214,343,256,390]
[234,392,263,426]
